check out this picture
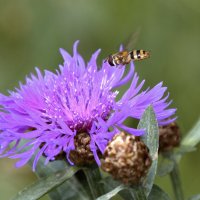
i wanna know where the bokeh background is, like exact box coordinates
[0,0,200,199]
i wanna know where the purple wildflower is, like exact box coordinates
[0,41,176,170]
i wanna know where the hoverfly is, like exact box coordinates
[105,50,150,66]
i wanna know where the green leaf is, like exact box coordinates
[157,145,196,179]
[15,138,88,200]
[28,151,89,200]
[182,118,200,147]
[148,185,171,200]
[100,176,132,200]
[100,176,121,191]
[28,155,89,200]
[138,106,159,197]
[12,166,80,200]
[83,166,104,199]
[188,194,200,200]
[157,157,174,177]
[96,185,127,200]
[128,187,148,200]
[171,122,199,164]
[173,145,196,163]
[98,176,148,200]
[175,145,196,155]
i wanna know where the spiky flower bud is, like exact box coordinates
[159,122,181,152]
[101,132,152,185]
[69,132,96,165]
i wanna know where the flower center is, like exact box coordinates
[42,70,117,132]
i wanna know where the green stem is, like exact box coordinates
[170,161,184,200]
[129,186,147,200]
[84,166,103,199]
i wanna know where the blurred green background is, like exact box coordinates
[0,0,200,199]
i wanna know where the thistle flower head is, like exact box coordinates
[0,41,176,170]
[101,132,152,184]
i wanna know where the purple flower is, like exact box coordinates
[0,41,176,170]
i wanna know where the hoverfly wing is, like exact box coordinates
[124,27,141,50]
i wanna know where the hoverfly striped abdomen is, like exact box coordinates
[105,49,150,66]
[130,50,150,61]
